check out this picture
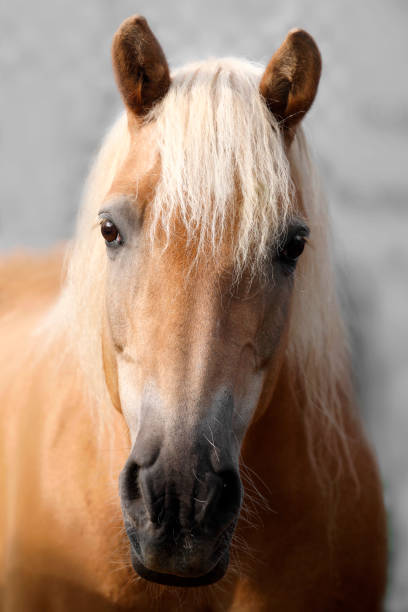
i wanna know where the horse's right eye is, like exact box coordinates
[100,219,121,245]
[279,234,307,263]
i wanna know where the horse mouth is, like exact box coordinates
[130,550,229,587]
[123,506,237,587]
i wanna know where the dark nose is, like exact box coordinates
[119,442,242,582]
[120,455,242,533]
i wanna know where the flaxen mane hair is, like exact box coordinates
[44,58,352,483]
[147,59,292,268]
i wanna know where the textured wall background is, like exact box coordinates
[1,1,407,609]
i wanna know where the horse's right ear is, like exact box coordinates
[260,29,321,140]
[112,15,171,118]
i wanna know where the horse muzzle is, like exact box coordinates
[119,444,242,586]
[126,521,234,587]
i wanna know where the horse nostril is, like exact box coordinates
[217,469,242,518]
[122,459,140,502]
[196,468,242,527]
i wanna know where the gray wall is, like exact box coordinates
[1,1,407,609]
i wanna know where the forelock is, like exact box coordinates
[145,58,295,271]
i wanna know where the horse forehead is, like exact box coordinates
[109,121,161,203]
[142,253,226,305]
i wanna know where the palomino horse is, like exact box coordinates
[0,15,386,611]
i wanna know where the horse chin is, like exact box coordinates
[130,549,229,588]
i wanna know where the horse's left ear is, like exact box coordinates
[260,29,321,139]
[112,15,171,117]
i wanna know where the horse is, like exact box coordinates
[0,15,387,611]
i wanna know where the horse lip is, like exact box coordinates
[124,518,235,586]
[130,548,229,587]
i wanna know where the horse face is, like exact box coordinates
[101,14,318,587]
[100,181,307,586]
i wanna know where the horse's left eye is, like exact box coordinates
[100,219,121,245]
[279,234,307,263]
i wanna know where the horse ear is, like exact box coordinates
[112,15,171,117]
[260,29,321,138]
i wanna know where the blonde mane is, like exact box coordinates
[44,57,352,480]
[147,58,293,268]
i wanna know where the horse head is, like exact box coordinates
[100,15,321,587]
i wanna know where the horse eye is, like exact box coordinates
[279,234,306,263]
[100,219,121,244]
